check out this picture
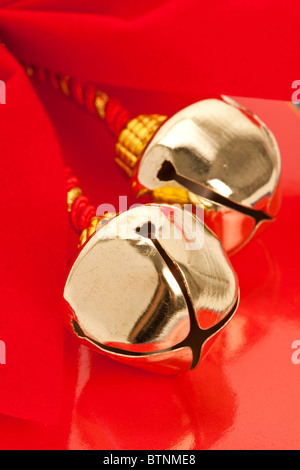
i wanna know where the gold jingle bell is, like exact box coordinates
[116,96,281,255]
[64,204,239,374]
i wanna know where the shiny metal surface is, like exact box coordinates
[135,96,281,254]
[64,204,239,373]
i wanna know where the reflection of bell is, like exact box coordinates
[115,96,281,255]
[64,204,239,374]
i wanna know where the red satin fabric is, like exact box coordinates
[0,0,299,100]
[0,0,299,444]
[0,44,66,423]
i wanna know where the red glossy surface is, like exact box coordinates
[1,90,300,449]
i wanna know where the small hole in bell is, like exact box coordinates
[135,221,156,239]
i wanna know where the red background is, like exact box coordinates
[0,0,300,449]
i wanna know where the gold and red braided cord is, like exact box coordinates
[66,168,115,248]
[25,63,130,138]
[24,63,170,244]
[25,63,167,177]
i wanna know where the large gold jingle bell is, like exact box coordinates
[116,96,281,255]
[64,204,239,374]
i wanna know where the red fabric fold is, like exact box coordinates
[0,0,299,100]
[0,45,66,423]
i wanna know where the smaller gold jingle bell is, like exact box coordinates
[115,96,281,255]
[64,204,239,374]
